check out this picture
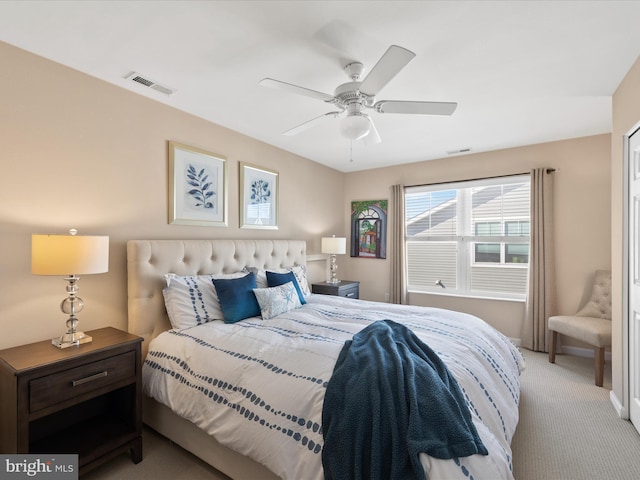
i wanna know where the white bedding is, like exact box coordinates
[143,294,523,480]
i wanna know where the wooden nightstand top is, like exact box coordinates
[0,327,142,374]
[312,280,359,287]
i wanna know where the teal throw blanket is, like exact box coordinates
[321,319,488,480]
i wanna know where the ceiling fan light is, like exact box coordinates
[339,114,371,140]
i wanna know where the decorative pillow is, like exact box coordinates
[162,272,246,329]
[266,270,307,305]
[245,265,311,296]
[290,265,311,297]
[253,282,302,320]
[213,272,261,323]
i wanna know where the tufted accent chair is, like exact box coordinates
[548,270,611,387]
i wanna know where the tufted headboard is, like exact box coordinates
[127,239,307,358]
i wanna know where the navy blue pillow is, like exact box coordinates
[212,273,261,323]
[266,271,307,305]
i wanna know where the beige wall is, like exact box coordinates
[611,54,640,406]
[0,41,344,349]
[344,134,612,341]
[0,38,616,363]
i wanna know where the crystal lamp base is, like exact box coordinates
[52,331,93,349]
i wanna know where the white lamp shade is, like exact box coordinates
[32,234,109,275]
[339,114,371,140]
[321,237,347,255]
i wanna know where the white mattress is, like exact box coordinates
[143,294,524,480]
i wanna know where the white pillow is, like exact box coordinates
[246,265,311,296]
[245,267,268,288]
[253,281,302,320]
[162,272,247,329]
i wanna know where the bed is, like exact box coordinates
[127,239,523,480]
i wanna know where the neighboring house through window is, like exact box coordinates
[404,174,530,300]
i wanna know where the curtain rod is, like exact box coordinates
[404,168,555,189]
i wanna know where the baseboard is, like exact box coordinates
[517,342,611,361]
[520,341,623,417]
[610,390,629,419]
[558,345,622,417]
[558,344,612,362]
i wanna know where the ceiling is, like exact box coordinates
[1,1,640,173]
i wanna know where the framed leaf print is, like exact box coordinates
[169,141,227,227]
[240,162,278,229]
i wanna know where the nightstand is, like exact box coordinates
[312,280,360,299]
[0,327,143,475]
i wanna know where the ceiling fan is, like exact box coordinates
[259,45,457,145]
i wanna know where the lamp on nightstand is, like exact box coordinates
[321,235,347,284]
[32,229,109,348]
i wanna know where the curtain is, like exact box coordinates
[390,184,407,304]
[523,168,556,351]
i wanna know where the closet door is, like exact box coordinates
[627,124,640,433]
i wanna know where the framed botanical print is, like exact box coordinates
[240,162,278,229]
[169,141,227,227]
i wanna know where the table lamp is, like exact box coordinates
[32,229,109,348]
[321,235,347,284]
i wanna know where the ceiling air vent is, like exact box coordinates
[124,71,175,95]
[446,148,471,155]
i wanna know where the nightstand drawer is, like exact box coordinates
[30,350,136,413]
[312,280,359,299]
[339,283,359,298]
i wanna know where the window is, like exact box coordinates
[405,175,530,299]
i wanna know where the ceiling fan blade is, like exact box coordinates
[283,111,342,136]
[362,118,381,145]
[259,78,334,102]
[375,100,458,116]
[359,45,416,96]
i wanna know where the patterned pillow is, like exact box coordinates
[289,265,311,297]
[162,272,246,329]
[253,282,302,320]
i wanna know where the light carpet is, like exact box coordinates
[512,349,640,480]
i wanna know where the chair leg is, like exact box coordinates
[549,330,558,363]
[595,347,605,387]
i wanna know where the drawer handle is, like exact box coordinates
[346,292,355,297]
[72,371,108,387]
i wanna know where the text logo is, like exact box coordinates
[1,455,78,479]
